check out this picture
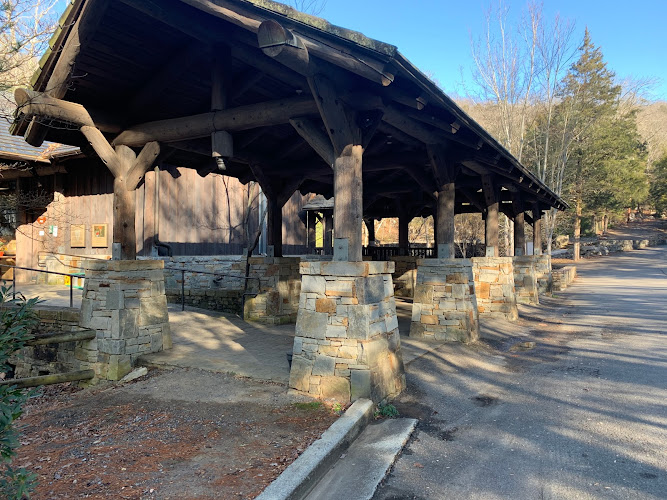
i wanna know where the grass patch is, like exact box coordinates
[293,401,323,410]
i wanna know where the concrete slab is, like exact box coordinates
[140,304,295,383]
[257,399,375,500]
[304,417,418,500]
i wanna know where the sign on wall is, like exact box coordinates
[70,224,86,248]
[92,224,108,248]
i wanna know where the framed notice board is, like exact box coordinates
[70,224,85,248]
[92,223,108,248]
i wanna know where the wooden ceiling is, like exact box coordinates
[12,0,567,219]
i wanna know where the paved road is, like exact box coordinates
[375,246,667,500]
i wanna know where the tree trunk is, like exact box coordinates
[573,197,582,262]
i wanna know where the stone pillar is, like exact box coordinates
[514,212,526,256]
[471,257,518,321]
[79,260,171,381]
[290,261,405,403]
[533,206,543,255]
[409,259,479,342]
[512,256,539,305]
[534,254,552,294]
[436,183,456,258]
[267,196,283,257]
[323,212,333,255]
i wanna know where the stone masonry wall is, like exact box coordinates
[11,307,91,380]
[409,259,479,343]
[534,255,552,294]
[244,257,302,325]
[471,257,518,321]
[289,261,406,403]
[146,256,301,324]
[552,265,577,291]
[512,256,539,305]
[79,260,171,381]
[390,256,419,298]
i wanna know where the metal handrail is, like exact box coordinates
[4,265,84,308]
[37,251,108,269]
[2,261,263,313]
[163,266,261,312]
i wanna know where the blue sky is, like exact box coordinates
[316,0,667,101]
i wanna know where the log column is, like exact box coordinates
[80,126,160,260]
[532,205,543,256]
[482,175,499,257]
[323,211,334,255]
[428,145,458,259]
[266,195,282,257]
[366,218,376,246]
[398,211,410,256]
[436,183,456,258]
[307,211,317,252]
[512,194,526,257]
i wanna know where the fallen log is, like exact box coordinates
[0,370,95,389]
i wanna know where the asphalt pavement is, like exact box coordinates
[374,246,667,500]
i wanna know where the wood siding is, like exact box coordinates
[14,162,310,277]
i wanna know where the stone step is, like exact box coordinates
[304,417,417,500]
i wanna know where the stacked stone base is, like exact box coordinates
[289,261,405,403]
[512,256,539,305]
[533,255,552,294]
[409,259,479,343]
[471,257,518,321]
[79,260,171,382]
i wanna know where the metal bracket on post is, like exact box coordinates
[112,243,122,260]
[485,246,496,257]
[333,238,349,262]
[266,245,275,257]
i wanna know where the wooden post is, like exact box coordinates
[514,211,526,256]
[333,145,364,261]
[533,205,542,256]
[113,176,137,260]
[308,74,368,263]
[398,211,410,256]
[324,211,334,255]
[267,195,282,257]
[366,219,376,246]
[482,175,499,257]
[307,211,317,252]
[437,183,456,258]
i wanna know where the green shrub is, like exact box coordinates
[0,285,40,499]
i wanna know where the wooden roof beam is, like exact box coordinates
[255,18,395,86]
[111,96,319,147]
[290,117,335,166]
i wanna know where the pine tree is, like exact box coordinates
[557,29,647,259]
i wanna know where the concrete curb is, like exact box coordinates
[256,398,375,500]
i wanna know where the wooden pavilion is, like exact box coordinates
[11,0,566,262]
[9,0,568,400]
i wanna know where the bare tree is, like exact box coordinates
[287,0,327,16]
[0,0,59,90]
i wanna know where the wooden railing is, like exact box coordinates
[362,246,436,260]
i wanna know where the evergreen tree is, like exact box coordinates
[556,29,647,259]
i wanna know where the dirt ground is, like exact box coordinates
[15,368,339,499]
